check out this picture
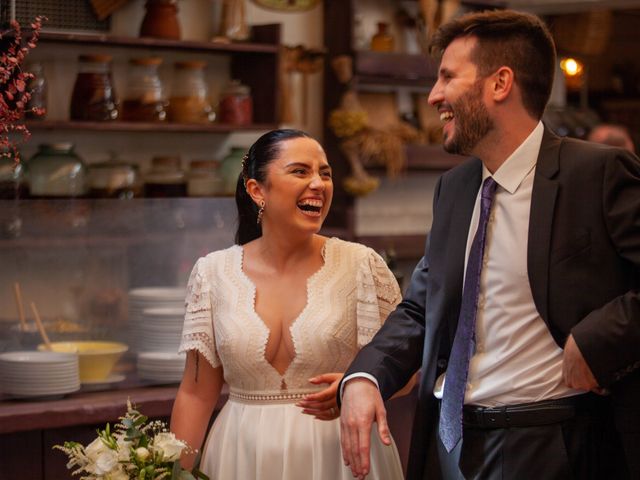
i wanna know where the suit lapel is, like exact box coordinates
[443,159,483,344]
[528,127,561,322]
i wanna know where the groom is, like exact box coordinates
[339,9,640,480]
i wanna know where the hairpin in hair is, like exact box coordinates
[241,153,249,187]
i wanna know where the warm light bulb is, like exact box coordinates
[560,58,583,77]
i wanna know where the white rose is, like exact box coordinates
[135,447,150,461]
[152,432,187,462]
[84,438,119,475]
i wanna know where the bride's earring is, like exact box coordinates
[257,200,265,225]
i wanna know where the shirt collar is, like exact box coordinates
[482,121,544,194]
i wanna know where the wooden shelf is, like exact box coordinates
[354,50,437,89]
[28,27,279,54]
[364,144,467,172]
[25,120,279,134]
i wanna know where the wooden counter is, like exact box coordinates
[0,385,228,480]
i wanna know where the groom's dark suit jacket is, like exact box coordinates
[345,127,640,479]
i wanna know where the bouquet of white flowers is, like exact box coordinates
[54,400,208,480]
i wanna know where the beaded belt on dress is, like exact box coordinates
[229,390,314,404]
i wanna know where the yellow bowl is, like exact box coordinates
[38,341,128,382]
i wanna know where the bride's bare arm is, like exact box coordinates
[170,350,224,470]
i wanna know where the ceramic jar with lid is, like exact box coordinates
[220,147,246,195]
[187,160,223,197]
[139,0,181,40]
[144,156,187,197]
[218,79,252,126]
[168,61,215,124]
[122,57,167,122]
[88,154,142,199]
[28,143,87,198]
[70,54,119,121]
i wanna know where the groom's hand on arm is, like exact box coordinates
[340,377,391,479]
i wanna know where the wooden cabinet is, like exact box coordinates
[322,1,463,254]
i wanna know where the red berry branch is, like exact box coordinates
[0,16,44,165]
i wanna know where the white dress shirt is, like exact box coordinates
[433,121,580,406]
[343,122,580,405]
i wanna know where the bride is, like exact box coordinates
[170,129,412,479]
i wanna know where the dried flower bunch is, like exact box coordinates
[0,16,44,162]
[54,400,208,480]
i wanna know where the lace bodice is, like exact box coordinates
[179,237,401,397]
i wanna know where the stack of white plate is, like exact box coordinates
[0,351,80,398]
[128,287,185,352]
[137,351,186,383]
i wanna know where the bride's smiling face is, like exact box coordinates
[254,137,333,235]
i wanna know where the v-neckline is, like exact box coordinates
[236,237,334,378]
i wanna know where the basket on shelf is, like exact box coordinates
[1,0,110,32]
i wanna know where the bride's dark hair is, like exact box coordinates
[235,129,311,245]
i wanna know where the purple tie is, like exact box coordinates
[439,176,498,452]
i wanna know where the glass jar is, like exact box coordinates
[218,80,252,126]
[370,22,395,52]
[70,54,119,121]
[144,156,187,197]
[28,143,87,198]
[187,160,223,197]
[0,151,27,199]
[122,57,167,122]
[168,61,214,124]
[219,0,249,41]
[25,62,47,119]
[139,0,181,40]
[220,147,246,195]
[88,154,142,199]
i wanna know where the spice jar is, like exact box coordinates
[370,22,395,52]
[25,62,47,119]
[218,80,252,126]
[144,156,187,197]
[122,57,167,122]
[168,61,215,124]
[70,54,119,121]
[187,160,223,197]
[28,143,87,197]
[88,154,142,199]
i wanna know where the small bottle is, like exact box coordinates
[218,80,253,126]
[370,22,395,53]
[144,156,187,197]
[121,57,167,122]
[70,54,119,121]
[168,61,214,124]
[187,160,223,197]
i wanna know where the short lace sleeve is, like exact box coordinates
[178,257,221,368]
[355,249,402,348]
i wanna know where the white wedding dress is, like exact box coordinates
[179,237,405,480]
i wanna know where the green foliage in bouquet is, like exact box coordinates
[54,400,208,480]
